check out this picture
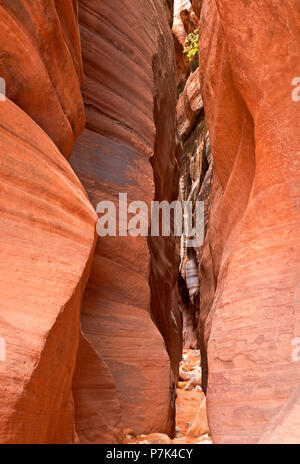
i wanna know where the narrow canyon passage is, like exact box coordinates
[124,350,212,445]
[0,0,299,446]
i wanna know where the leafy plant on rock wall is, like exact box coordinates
[183,28,199,63]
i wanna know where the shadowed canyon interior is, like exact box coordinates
[0,0,299,444]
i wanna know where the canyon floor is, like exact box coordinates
[124,349,213,445]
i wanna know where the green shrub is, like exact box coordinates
[183,28,199,62]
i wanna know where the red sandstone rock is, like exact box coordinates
[173,0,197,47]
[175,349,207,444]
[190,0,202,17]
[186,397,209,438]
[70,0,182,438]
[163,0,174,26]
[174,34,190,88]
[179,278,199,350]
[177,68,203,139]
[199,0,300,444]
[177,68,206,352]
[142,433,173,444]
[0,0,85,158]
[173,0,199,88]
[259,387,300,444]
[72,332,123,444]
[0,99,97,443]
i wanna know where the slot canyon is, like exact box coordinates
[0,0,299,445]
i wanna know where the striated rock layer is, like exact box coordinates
[73,332,123,444]
[0,99,97,443]
[70,0,182,438]
[198,0,300,444]
[0,0,122,444]
[0,0,85,158]
[177,68,203,140]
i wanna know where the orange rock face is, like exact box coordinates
[69,0,181,439]
[190,0,202,17]
[199,0,300,444]
[72,332,123,444]
[173,0,197,47]
[259,388,300,444]
[177,68,203,139]
[0,0,85,158]
[0,100,97,443]
[1,0,298,446]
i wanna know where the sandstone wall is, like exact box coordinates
[70,0,182,438]
[0,0,85,158]
[198,0,300,444]
[1,0,298,445]
[0,99,96,443]
[0,1,98,443]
